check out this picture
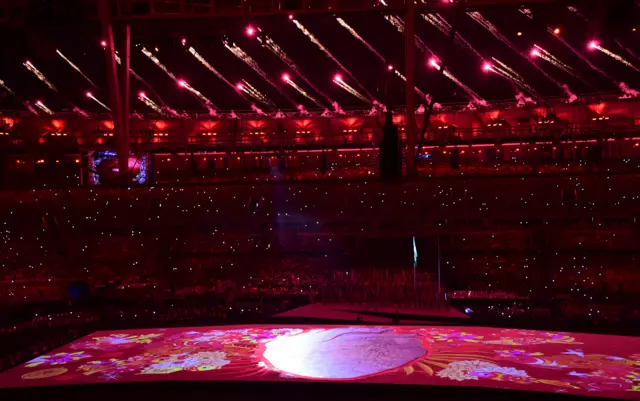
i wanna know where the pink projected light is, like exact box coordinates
[236,83,244,91]
[246,26,256,37]
[588,40,599,50]
[138,91,146,98]
[483,63,493,71]
[387,65,394,71]
[333,74,343,82]
[282,73,290,82]
[531,48,541,57]
[86,91,92,98]
[0,323,637,400]
[100,40,107,48]
[428,58,439,68]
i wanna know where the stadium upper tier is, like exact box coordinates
[0,95,638,150]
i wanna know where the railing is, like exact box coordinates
[1,136,640,189]
[0,92,627,119]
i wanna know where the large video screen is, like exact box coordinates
[89,151,148,185]
[0,325,638,399]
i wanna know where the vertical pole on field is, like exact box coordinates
[413,236,418,306]
[438,234,442,304]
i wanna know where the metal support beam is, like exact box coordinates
[98,0,125,178]
[119,24,131,176]
[0,0,563,26]
[416,0,465,158]
[404,0,417,176]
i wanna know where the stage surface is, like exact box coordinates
[1,325,639,399]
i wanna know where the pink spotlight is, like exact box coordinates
[288,14,294,20]
[236,83,244,91]
[178,80,186,87]
[282,73,290,82]
[531,48,540,57]
[483,63,492,71]
[246,26,255,37]
[333,74,343,82]
[588,40,599,50]
[36,100,43,105]
[138,91,146,98]
[428,58,439,68]
[100,40,107,48]
[387,64,394,71]
[86,91,92,98]
[181,38,187,46]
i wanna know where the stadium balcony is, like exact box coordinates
[0,96,639,187]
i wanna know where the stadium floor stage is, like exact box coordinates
[0,325,639,400]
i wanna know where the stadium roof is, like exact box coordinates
[0,0,638,113]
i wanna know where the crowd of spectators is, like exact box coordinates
[320,269,440,309]
[1,172,639,373]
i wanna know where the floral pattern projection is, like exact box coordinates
[1,325,639,399]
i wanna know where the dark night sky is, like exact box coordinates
[0,1,638,113]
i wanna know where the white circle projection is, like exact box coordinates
[263,328,426,379]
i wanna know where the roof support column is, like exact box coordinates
[98,0,128,179]
[404,0,417,176]
[119,23,131,176]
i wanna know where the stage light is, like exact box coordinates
[282,73,290,82]
[553,27,561,35]
[100,40,107,48]
[517,32,522,36]
[588,40,599,50]
[428,58,438,68]
[246,26,255,37]
[333,74,343,82]
[25,60,32,66]
[138,91,146,98]
[387,64,394,71]
[483,63,492,71]
[236,83,244,90]
[36,100,43,105]
[178,80,186,87]
[288,14,294,20]
[181,38,187,46]
[86,91,92,98]
[531,48,540,57]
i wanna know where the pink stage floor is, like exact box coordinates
[1,325,639,399]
